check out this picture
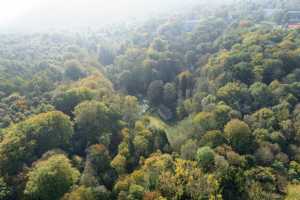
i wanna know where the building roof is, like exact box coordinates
[288,23,300,29]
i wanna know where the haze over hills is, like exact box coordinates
[0,0,237,32]
[1,0,198,32]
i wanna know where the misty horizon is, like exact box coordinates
[0,0,200,32]
[0,0,236,33]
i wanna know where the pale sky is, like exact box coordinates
[0,0,39,25]
[0,0,202,31]
[0,0,138,25]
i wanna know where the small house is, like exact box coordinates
[287,10,300,29]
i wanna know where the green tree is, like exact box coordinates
[262,59,283,84]
[196,146,215,172]
[24,154,80,200]
[62,186,97,200]
[245,167,279,199]
[255,145,275,166]
[200,130,226,148]
[193,112,217,132]
[150,37,168,52]
[180,139,198,160]
[224,119,254,154]
[52,87,95,115]
[250,108,276,130]
[213,104,232,129]
[0,178,10,200]
[163,83,177,107]
[98,46,115,66]
[80,144,115,188]
[217,82,250,113]
[177,71,193,99]
[64,60,86,81]
[87,144,111,172]
[119,95,140,125]
[288,161,300,182]
[0,111,73,175]
[249,82,273,109]
[147,80,164,106]
[128,184,145,200]
[231,62,254,85]
[74,101,121,152]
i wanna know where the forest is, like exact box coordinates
[1,0,300,199]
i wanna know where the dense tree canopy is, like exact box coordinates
[73,100,122,152]
[0,111,73,175]
[24,154,80,200]
[1,0,300,199]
